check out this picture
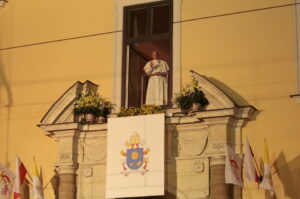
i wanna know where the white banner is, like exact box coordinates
[225,145,243,187]
[106,114,165,198]
[0,164,15,199]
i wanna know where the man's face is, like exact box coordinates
[151,51,159,60]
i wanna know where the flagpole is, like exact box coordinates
[252,150,263,189]
[253,156,262,176]
[25,178,33,186]
[16,155,33,182]
[249,147,262,177]
[43,175,53,190]
[271,162,278,176]
[22,164,33,183]
[254,156,262,189]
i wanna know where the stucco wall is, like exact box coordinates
[0,1,299,198]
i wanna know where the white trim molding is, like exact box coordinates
[293,0,300,103]
[113,0,183,109]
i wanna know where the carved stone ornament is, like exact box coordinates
[177,133,208,157]
[83,167,93,177]
[58,153,71,162]
[194,161,205,173]
[80,139,106,163]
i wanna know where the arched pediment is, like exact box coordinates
[40,81,98,125]
[190,70,237,109]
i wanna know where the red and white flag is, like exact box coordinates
[243,137,259,182]
[13,157,27,199]
[0,164,15,199]
[225,144,243,187]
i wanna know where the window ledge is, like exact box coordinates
[290,94,300,103]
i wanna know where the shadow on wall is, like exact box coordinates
[0,58,13,168]
[207,76,262,122]
[0,58,13,106]
[258,152,300,199]
[208,77,250,106]
[273,152,300,199]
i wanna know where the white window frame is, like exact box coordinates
[293,0,300,103]
[112,0,182,109]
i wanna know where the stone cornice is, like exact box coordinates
[38,122,107,137]
[195,106,257,121]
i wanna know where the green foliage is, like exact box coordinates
[190,87,209,106]
[117,105,165,117]
[175,92,194,111]
[74,90,114,117]
[175,77,209,111]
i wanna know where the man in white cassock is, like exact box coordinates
[144,51,169,105]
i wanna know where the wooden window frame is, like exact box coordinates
[113,0,182,109]
[292,1,300,103]
[121,1,173,107]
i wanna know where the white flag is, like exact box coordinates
[32,158,44,199]
[0,164,15,199]
[260,139,275,196]
[13,157,27,199]
[243,137,258,182]
[225,144,243,187]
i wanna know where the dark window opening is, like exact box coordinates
[129,8,147,37]
[151,5,170,34]
[122,1,173,108]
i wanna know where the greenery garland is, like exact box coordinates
[117,105,165,117]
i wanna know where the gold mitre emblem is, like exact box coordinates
[130,132,140,145]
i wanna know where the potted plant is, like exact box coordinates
[175,78,209,114]
[174,91,194,114]
[190,78,209,111]
[99,100,114,122]
[74,90,114,123]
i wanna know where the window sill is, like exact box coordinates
[290,94,300,104]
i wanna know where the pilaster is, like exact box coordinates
[52,129,80,199]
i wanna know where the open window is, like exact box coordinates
[121,1,173,107]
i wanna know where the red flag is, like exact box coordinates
[13,157,27,199]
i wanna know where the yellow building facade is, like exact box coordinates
[0,0,299,199]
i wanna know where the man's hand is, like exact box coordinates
[150,60,159,68]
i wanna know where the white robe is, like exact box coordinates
[144,60,169,105]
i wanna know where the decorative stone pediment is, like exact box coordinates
[190,70,236,109]
[40,81,98,125]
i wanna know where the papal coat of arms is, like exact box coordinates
[120,132,150,176]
